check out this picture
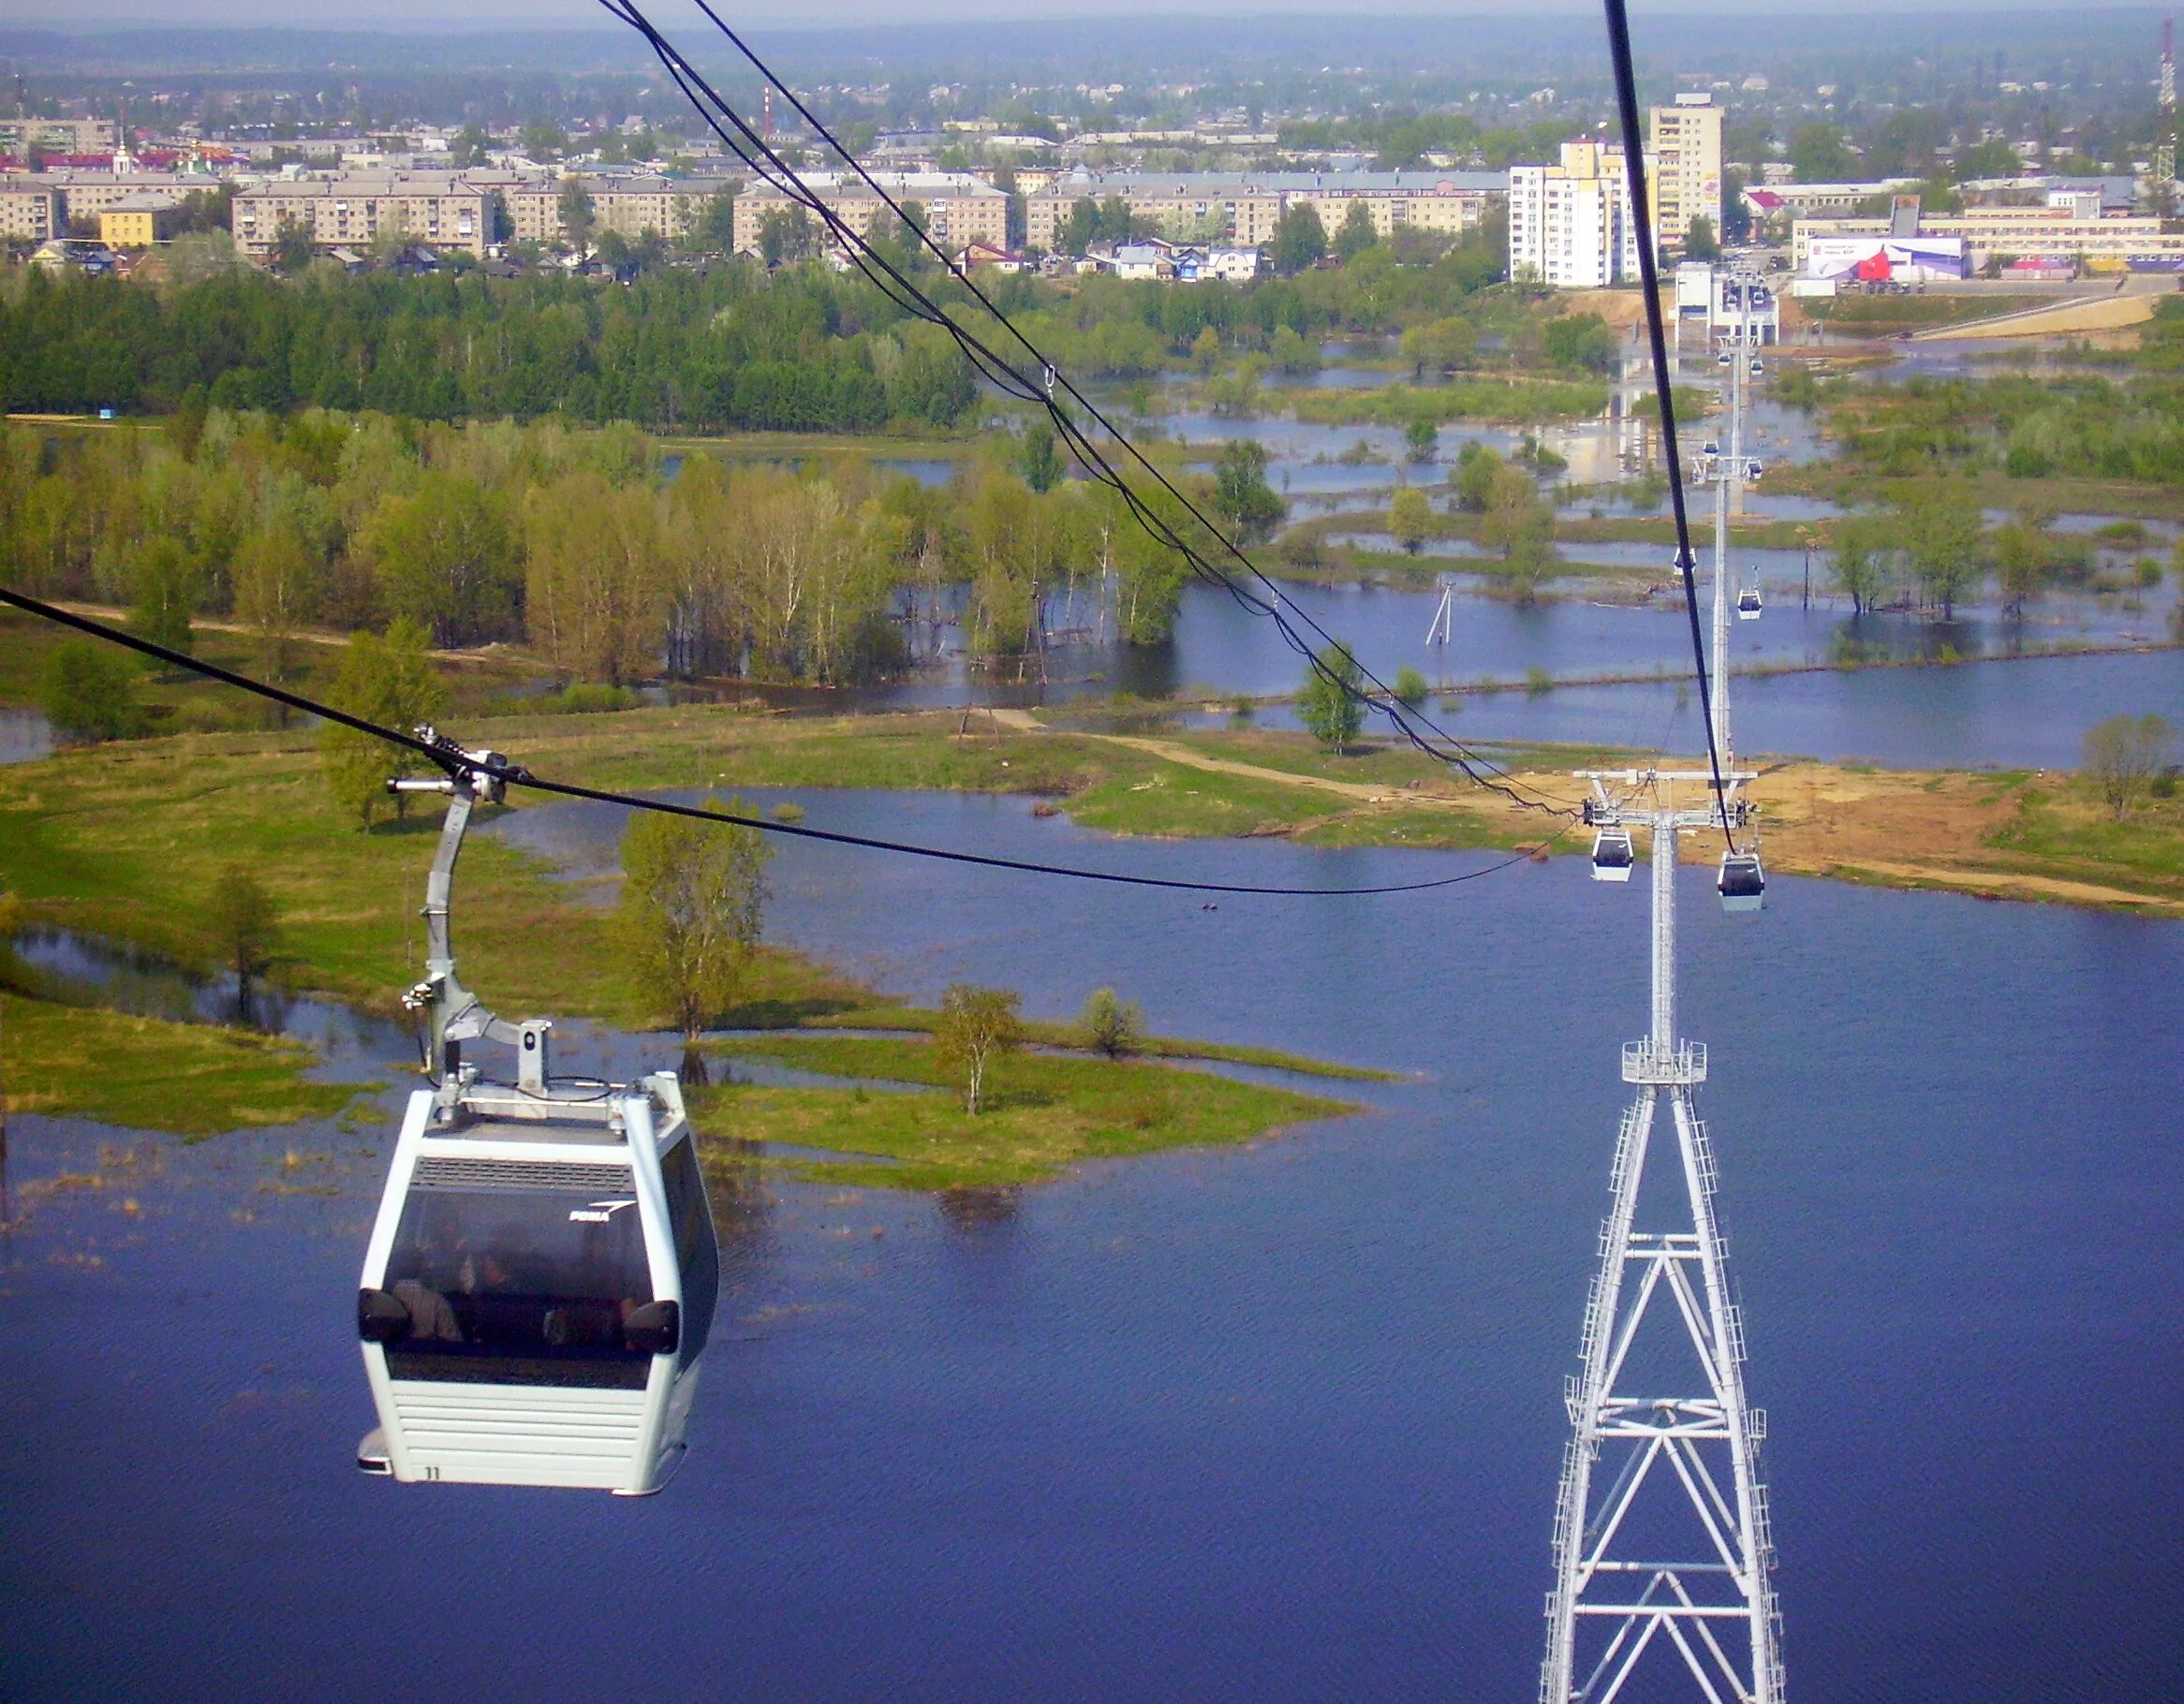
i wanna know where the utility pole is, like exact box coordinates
[1546,767,1781,1704]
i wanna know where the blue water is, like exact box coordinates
[3,791,2180,1700]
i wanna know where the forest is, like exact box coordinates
[0,213,1511,421]
[0,410,1247,719]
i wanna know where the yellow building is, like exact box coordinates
[99,191,184,249]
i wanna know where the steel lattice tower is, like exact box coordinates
[1542,773,1781,1704]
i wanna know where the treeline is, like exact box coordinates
[0,410,1242,700]
[0,261,979,433]
[1822,372,2184,486]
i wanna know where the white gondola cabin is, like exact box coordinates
[1590,824,1635,882]
[1737,579,1763,621]
[1718,850,1766,913]
[354,729,717,1495]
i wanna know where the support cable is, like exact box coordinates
[1600,0,1735,848]
[598,0,1576,819]
[0,586,1560,899]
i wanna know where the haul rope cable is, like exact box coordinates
[1601,0,1736,846]
[605,0,1562,813]
[597,0,1575,820]
[598,0,1552,808]
[0,586,1565,897]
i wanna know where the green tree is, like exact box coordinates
[1401,316,1477,375]
[205,864,280,1001]
[39,639,141,744]
[359,473,521,644]
[1078,986,1145,1060]
[1991,516,2047,615]
[1403,417,1439,463]
[617,792,772,1044]
[936,983,1023,1114]
[271,217,316,272]
[1390,485,1433,552]
[2081,714,2174,820]
[759,206,818,267]
[1480,463,1557,600]
[1190,324,1223,375]
[1683,213,1720,261]
[1903,487,1985,617]
[1449,441,1502,513]
[1543,313,1617,375]
[1830,514,1896,615]
[1269,202,1327,275]
[1394,666,1429,708]
[1954,139,2024,182]
[1333,199,1379,261]
[1019,419,1062,492]
[1213,439,1285,543]
[1719,169,1752,243]
[125,536,197,669]
[558,178,597,256]
[1790,124,1857,183]
[1297,641,1365,751]
[317,619,448,830]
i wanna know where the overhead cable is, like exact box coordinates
[1600,0,1735,846]
[0,587,1558,898]
[596,0,1576,821]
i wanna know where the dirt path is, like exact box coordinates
[1012,727,2184,918]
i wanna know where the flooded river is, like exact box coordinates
[3,790,2179,1701]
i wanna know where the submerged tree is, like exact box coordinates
[936,983,1023,1115]
[1390,486,1433,554]
[617,793,772,1048]
[205,864,280,1011]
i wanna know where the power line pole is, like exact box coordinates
[1547,767,1781,1704]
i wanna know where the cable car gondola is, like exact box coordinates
[1737,577,1763,620]
[1718,849,1766,913]
[1590,823,1635,882]
[354,730,717,1496]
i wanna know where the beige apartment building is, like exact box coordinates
[0,117,120,157]
[1025,170,1504,254]
[0,177,62,242]
[501,171,738,246]
[231,172,495,258]
[27,169,207,221]
[731,172,1008,257]
[1648,93,1721,249]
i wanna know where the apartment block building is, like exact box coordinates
[0,117,120,158]
[502,171,738,246]
[1508,141,1649,288]
[730,172,1008,258]
[1648,93,1721,250]
[26,169,207,222]
[0,177,62,242]
[231,171,495,259]
[1024,169,1505,254]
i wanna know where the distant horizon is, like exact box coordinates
[1,0,2173,26]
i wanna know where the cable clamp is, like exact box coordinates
[1042,362,1057,398]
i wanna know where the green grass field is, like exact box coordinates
[694,1034,1357,1189]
